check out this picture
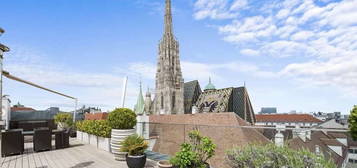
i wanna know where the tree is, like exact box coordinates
[349,105,357,141]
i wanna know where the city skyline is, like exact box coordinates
[1,0,356,114]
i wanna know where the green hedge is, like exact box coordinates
[76,120,111,138]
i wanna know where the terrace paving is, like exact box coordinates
[0,138,157,168]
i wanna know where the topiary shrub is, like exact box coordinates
[108,108,137,129]
[120,134,148,156]
[226,143,336,168]
[54,112,73,129]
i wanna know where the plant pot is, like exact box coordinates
[76,131,83,141]
[89,134,98,146]
[157,160,173,168]
[98,137,111,152]
[110,129,136,160]
[82,132,90,144]
[126,154,147,168]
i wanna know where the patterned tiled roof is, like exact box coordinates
[184,80,201,114]
[256,114,322,123]
[184,80,201,100]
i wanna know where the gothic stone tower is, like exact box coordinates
[154,0,184,115]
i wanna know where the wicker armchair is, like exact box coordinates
[1,129,24,157]
[33,128,52,152]
[63,128,71,148]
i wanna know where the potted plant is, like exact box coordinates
[54,112,73,130]
[108,108,137,161]
[170,130,216,168]
[157,160,173,168]
[120,134,148,168]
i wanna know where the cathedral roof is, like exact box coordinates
[204,77,215,90]
[184,80,201,100]
[134,83,145,115]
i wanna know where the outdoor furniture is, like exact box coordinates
[63,128,72,148]
[33,127,52,152]
[55,131,64,149]
[17,121,48,131]
[1,129,24,157]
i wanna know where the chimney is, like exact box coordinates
[299,130,307,142]
[275,131,284,147]
[192,105,198,114]
[315,145,320,155]
[306,130,311,140]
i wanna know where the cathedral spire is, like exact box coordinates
[164,0,173,35]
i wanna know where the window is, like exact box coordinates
[161,93,164,109]
[348,159,357,163]
[349,148,357,154]
[172,92,175,108]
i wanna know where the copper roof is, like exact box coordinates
[256,114,322,123]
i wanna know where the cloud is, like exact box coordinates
[193,0,249,20]
[240,48,260,56]
[197,0,357,94]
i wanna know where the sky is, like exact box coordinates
[1,0,357,114]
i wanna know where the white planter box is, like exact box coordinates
[76,131,83,141]
[89,134,98,146]
[82,132,90,144]
[98,137,111,152]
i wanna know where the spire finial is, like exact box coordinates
[164,0,173,34]
[209,77,212,84]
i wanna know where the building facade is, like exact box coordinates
[259,107,277,114]
[153,0,184,115]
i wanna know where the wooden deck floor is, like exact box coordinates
[0,138,157,168]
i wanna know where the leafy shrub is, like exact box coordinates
[349,105,357,140]
[226,143,336,168]
[54,113,73,128]
[108,108,137,129]
[120,134,148,156]
[75,120,111,138]
[170,130,216,168]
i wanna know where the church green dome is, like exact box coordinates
[204,77,216,90]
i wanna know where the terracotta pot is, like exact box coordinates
[157,160,173,168]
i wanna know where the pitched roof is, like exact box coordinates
[184,80,201,100]
[11,107,35,112]
[288,131,347,167]
[256,114,322,123]
[149,112,269,168]
[320,138,345,146]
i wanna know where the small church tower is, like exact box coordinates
[134,82,145,115]
[154,0,184,115]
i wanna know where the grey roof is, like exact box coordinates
[184,80,201,100]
